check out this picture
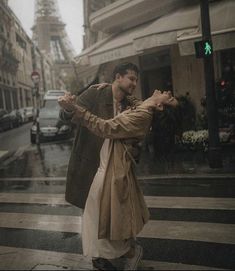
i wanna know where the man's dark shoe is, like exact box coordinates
[92,257,117,270]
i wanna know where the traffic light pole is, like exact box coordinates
[35,82,40,145]
[200,0,222,168]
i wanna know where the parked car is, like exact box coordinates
[24,107,34,122]
[8,109,23,127]
[18,107,34,123]
[30,105,72,144]
[44,89,66,100]
[0,109,13,131]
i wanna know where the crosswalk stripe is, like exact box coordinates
[0,174,234,181]
[145,196,235,210]
[0,193,68,205]
[0,177,66,182]
[0,193,234,210]
[139,220,235,244]
[0,212,82,233]
[0,246,225,271]
[0,212,234,244]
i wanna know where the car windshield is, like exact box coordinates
[40,108,59,119]
[43,100,61,110]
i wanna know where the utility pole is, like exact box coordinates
[31,71,41,145]
[198,0,222,168]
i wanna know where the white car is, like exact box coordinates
[44,90,66,100]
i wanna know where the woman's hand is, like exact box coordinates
[58,93,77,112]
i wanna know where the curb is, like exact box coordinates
[138,173,235,180]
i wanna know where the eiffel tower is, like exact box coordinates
[32,0,75,89]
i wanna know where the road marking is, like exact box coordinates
[0,246,225,271]
[0,193,68,205]
[139,220,235,244]
[0,212,82,233]
[0,177,66,182]
[1,174,235,182]
[0,212,234,244]
[0,193,234,210]
[144,196,235,210]
[138,174,235,180]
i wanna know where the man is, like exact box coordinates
[59,62,141,270]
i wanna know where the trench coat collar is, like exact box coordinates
[104,85,129,110]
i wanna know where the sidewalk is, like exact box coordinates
[136,148,235,177]
[0,150,11,164]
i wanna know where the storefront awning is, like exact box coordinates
[133,4,200,52]
[76,0,234,66]
[85,23,149,66]
[177,0,235,56]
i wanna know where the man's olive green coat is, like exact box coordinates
[72,104,152,240]
[62,86,140,209]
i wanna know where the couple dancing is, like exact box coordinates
[58,62,178,270]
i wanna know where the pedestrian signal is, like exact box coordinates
[194,40,213,58]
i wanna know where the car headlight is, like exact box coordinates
[59,125,70,133]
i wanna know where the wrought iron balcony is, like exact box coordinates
[1,49,19,74]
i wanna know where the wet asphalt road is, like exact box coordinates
[0,122,32,152]
[0,125,235,270]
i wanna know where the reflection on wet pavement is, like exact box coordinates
[0,141,73,178]
[0,139,235,179]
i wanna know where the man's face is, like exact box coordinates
[116,69,138,96]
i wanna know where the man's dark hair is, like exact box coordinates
[112,62,139,81]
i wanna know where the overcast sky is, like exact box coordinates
[8,0,84,55]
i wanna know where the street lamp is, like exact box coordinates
[31,71,40,145]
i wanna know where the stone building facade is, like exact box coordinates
[77,0,235,115]
[0,0,19,111]
[0,0,56,112]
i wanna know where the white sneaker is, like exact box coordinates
[124,244,143,270]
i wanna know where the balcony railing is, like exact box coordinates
[1,49,19,74]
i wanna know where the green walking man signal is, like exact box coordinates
[194,40,213,58]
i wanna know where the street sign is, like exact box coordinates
[31,71,40,84]
[194,40,213,58]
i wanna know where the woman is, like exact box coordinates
[58,90,178,270]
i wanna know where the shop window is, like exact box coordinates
[220,48,235,89]
[217,48,235,128]
[0,89,3,108]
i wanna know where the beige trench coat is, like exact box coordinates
[72,104,153,241]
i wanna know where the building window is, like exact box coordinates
[16,33,27,51]
[12,90,18,109]
[4,89,11,111]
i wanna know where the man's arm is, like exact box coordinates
[59,87,98,123]
[71,104,152,139]
[126,95,142,107]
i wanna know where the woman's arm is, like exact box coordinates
[71,105,153,139]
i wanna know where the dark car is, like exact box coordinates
[9,110,23,127]
[30,105,72,144]
[0,109,13,131]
